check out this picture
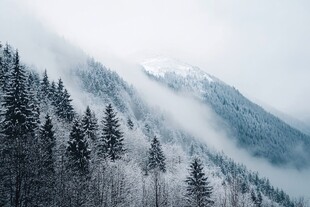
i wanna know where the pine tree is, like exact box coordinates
[0,50,38,206]
[62,89,74,121]
[148,136,166,172]
[38,114,56,205]
[185,158,214,207]
[147,137,166,207]
[54,78,74,122]
[81,106,98,141]
[67,119,90,175]
[127,118,134,130]
[40,69,50,99]
[256,191,263,207]
[0,43,13,92]
[49,81,56,102]
[39,114,56,173]
[0,42,3,92]
[251,189,256,202]
[98,104,124,161]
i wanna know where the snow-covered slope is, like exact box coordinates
[141,57,310,169]
[142,57,214,83]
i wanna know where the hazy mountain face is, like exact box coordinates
[141,57,310,169]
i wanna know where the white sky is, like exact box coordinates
[4,0,310,123]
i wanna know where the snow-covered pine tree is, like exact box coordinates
[185,158,214,207]
[54,78,74,122]
[66,119,90,175]
[256,191,263,207]
[98,103,124,161]
[0,43,13,92]
[40,69,50,100]
[49,80,56,102]
[0,42,3,92]
[0,50,39,206]
[38,114,56,206]
[148,136,166,172]
[39,114,56,174]
[147,136,166,207]
[82,105,98,141]
[127,118,134,130]
[62,89,74,121]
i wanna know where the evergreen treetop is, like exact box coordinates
[185,158,213,207]
[67,119,90,175]
[82,105,98,141]
[148,136,166,172]
[98,103,124,161]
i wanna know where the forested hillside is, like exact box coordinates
[142,57,310,169]
[0,43,307,207]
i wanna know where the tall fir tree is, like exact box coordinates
[148,136,166,172]
[185,158,214,207]
[0,50,39,206]
[61,89,74,121]
[39,114,56,174]
[0,43,13,92]
[49,80,56,102]
[54,78,74,122]
[81,106,98,141]
[38,114,56,206]
[0,42,3,92]
[40,69,50,100]
[127,118,134,130]
[98,103,124,161]
[67,119,90,175]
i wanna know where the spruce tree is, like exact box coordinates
[82,106,98,141]
[251,189,257,204]
[40,69,50,99]
[0,43,3,91]
[67,119,90,175]
[39,114,56,174]
[38,114,56,205]
[185,158,214,207]
[148,136,166,172]
[54,78,74,122]
[62,89,74,121]
[0,43,13,91]
[127,118,134,130]
[49,81,56,102]
[98,103,124,161]
[0,50,37,206]
[256,191,263,207]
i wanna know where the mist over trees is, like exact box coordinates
[0,43,308,207]
[144,61,310,169]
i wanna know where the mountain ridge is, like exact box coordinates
[141,57,310,169]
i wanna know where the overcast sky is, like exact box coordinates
[3,0,310,123]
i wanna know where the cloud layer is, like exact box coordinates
[17,0,310,123]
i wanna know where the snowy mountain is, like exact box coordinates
[141,57,310,169]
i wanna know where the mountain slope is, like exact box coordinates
[0,41,303,206]
[141,57,310,169]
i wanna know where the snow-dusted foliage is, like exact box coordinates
[142,57,310,168]
[0,43,306,207]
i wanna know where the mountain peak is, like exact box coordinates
[141,57,214,82]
